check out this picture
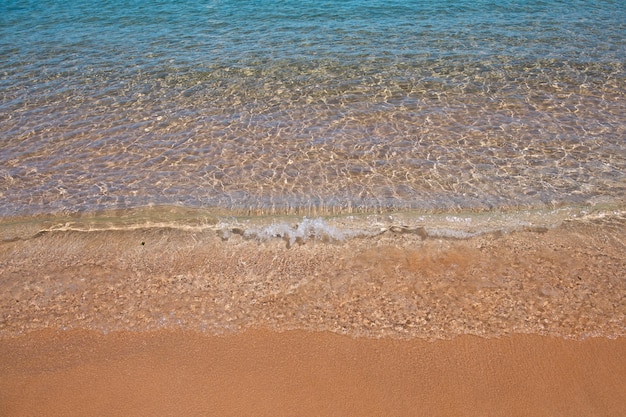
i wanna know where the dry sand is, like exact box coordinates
[1,329,625,417]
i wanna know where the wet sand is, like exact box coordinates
[1,329,625,417]
[1,213,625,415]
[1,213,625,339]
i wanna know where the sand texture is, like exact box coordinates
[1,214,625,415]
[1,214,625,339]
[1,330,626,417]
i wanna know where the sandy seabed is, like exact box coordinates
[1,213,625,415]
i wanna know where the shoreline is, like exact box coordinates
[1,213,625,339]
[1,329,626,416]
[1,208,625,415]
[2,203,624,240]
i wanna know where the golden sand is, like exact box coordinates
[1,330,625,417]
[1,214,625,339]
[1,214,625,415]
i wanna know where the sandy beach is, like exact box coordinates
[2,0,626,415]
[2,213,625,339]
[1,329,625,417]
[1,215,625,415]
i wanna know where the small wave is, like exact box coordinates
[2,205,624,245]
[241,217,373,246]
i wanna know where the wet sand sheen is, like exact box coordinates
[1,330,625,417]
[1,213,625,338]
[1,214,625,415]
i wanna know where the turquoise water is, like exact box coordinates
[1,0,625,218]
[1,1,626,339]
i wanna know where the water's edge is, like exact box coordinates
[3,202,625,243]
[2,206,624,340]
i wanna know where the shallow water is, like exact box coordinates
[1,0,625,219]
[1,1,626,339]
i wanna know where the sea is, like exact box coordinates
[1,0,625,338]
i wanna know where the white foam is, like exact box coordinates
[243,217,366,245]
[423,228,482,239]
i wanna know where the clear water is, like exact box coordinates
[2,1,626,339]
[1,0,625,219]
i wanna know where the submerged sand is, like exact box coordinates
[1,330,626,417]
[1,213,625,339]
